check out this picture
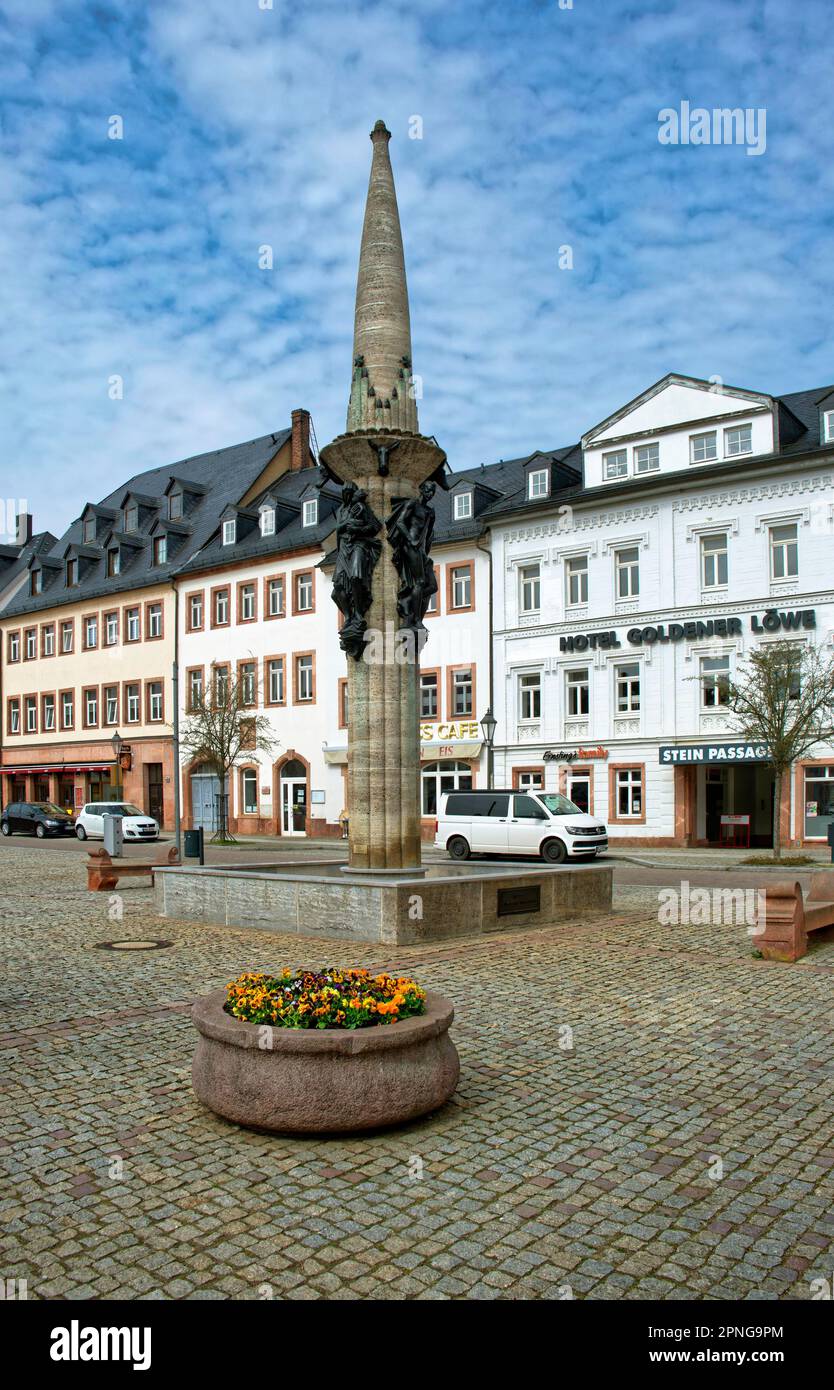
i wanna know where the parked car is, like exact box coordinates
[1,801,75,838]
[435,789,608,864]
[75,802,160,842]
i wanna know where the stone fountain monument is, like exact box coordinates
[154,122,612,942]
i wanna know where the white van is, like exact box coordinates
[435,789,608,864]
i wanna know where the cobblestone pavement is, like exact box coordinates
[1,845,833,1301]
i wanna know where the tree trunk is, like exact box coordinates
[772,767,783,860]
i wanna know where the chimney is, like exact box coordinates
[15,512,33,545]
[290,408,312,471]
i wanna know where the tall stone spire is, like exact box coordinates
[347,120,419,434]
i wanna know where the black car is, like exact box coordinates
[1,801,75,838]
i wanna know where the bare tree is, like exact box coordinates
[180,663,279,843]
[726,640,834,858]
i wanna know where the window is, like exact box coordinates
[241,769,258,816]
[147,681,163,722]
[603,449,628,480]
[104,611,118,646]
[450,564,472,610]
[188,668,203,711]
[65,558,77,588]
[528,468,549,499]
[104,686,119,725]
[213,588,230,626]
[566,667,589,716]
[124,504,138,533]
[690,430,717,464]
[41,625,55,657]
[214,665,230,702]
[84,615,98,650]
[701,656,730,708]
[25,627,36,660]
[426,565,439,614]
[25,696,37,733]
[267,657,285,706]
[8,698,20,734]
[61,621,73,654]
[823,411,834,445]
[724,423,752,456]
[83,516,96,544]
[185,593,203,631]
[42,695,55,731]
[515,794,547,821]
[566,555,588,607]
[420,672,438,719]
[267,576,284,617]
[421,759,473,816]
[61,691,73,729]
[239,583,256,622]
[125,607,140,642]
[31,570,42,595]
[84,687,98,727]
[222,519,236,546]
[240,661,256,707]
[450,668,473,717]
[295,572,314,612]
[107,548,120,577]
[146,603,162,639]
[519,563,541,614]
[125,683,140,723]
[519,672,541,721]
[615,662,640,713]
[295,654,314,702]
[168,492,183,521]
[515,770,544,791]
[302,498,318,527]
[615,767,642,818]
[615,546,639,598]
[8,632,20,662]
[453,491,473,520]
[339,678,349,727]
[154,535,168,566]
[700,533,728,589]
[634,442,659,473]
[769,523,798,579]
[804,765,834,838]
[260,506,276,537]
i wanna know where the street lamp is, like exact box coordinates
[480,708,497,790]
[111,731,124,760]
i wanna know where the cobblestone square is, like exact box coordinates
[1,846,833,1300]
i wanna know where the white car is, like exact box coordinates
[435,789,608,864]
[75,802,160,842]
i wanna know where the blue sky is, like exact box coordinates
[1,0,833,537]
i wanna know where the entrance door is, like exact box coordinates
[281,778,307,835]
[568,772,591,814]
[705,770,725,843]
[191,769,222,831]
[146,763,164,825]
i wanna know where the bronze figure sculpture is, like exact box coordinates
[331,481,383,660]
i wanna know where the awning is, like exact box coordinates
[2,762,114,776]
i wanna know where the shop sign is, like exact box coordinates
[560,609,816,653]
[659,742,769,764]
[543,745,609,763]
[420,721,480,742]
[721,814,750,826]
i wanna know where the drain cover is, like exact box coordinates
[93,939,175,952]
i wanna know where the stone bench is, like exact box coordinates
[87,844,180,892]
[758,872,834,962]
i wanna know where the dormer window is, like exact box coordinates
[724,424,752,457]
[222,519,236,546]
[107,548,120,578]
[603,450,628,480]
[154,535,168,565]
[31,570,42,595]
[302,498,318,527]
[124,504,138,533]
[822,410,834,444]
[528,468,549,500]
[634,442,660,473]
[168,492,183,521]
[260,506,276,537]
[83,516,96,544]
[66,558,78,588]
[690,431,717,464]
[453,491,473,520]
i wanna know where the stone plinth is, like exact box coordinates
[155,860,613,945]
[320,429,446,873]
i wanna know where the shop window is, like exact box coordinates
[804,766,834,839]
[616,768,642,818]
[421,759,472,817]
[241,769,258,816]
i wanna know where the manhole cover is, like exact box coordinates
[93,940,175,952]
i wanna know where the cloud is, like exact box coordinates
[0,0,832,534]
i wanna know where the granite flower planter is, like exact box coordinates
[191,988,460,1134]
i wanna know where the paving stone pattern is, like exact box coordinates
[1,846,832,1300]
